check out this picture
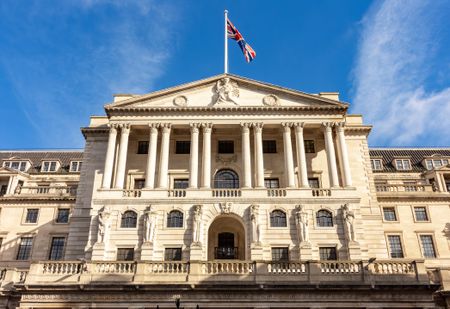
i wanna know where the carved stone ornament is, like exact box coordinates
[262,94,279,106]
[214,77,239,105]
[173,95,188,107]
[215,154,237,165]
[219,202,232,214]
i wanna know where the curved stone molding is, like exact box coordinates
[173,95,188,107]
[262,94,279,106]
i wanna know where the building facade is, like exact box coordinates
[0,74,449,308]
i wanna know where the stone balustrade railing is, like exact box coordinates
[14,186,77,197]
[267,189,287,197]
[212,189,242,197]
[375,184,434,193]
[8,259,435,288]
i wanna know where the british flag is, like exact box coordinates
[227,18,256,63]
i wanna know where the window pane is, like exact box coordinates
[175,141,190,154]
[11,162,19,169]
[403,160,411,170]
[388,235,404,258]
[316,210,333,227]
[383,207,397,221]
[263,140,277,153]
[121,211,137,228]
[218,141,234,154]
[167,211,183,228]
[17,237,33,260]
[134,179,145,189]
[319,247,337,260]
[271,247,289,262]
[117,248,134,261]
[174,179,189,189]
[49,237,65,260]
[270,210,287,227]
[420,235,436,258]
[56,209,70,223]
[426,160,433,170]
[264,178,279,188]
[214,169,239,188]
[50,162,57,171]
[43,162,50,171]
[304,140,315,153]
[137,141,149,154]
[308,178,320,188]
[165,248,182,261]
[414,207,428,221]
[25,209,39,223]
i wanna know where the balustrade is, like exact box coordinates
[94,262,135,274]
[267,189,287,197]
[372,261,415,274]
[123,189,142,197]
[42,262,82,275]
[201,261,254,275]
[146,262,189,274]
[375,184,432,193]
[212,189,241,197]
[267,262,307,274]
[320,261,361,274]
[16,186,77,197]
[168,189,186,197]
[312,189,331,197]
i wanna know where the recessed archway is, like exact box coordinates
[207,215,246,260]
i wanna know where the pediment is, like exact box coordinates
[105,74,348,111]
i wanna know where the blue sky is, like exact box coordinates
[1,0,449,149]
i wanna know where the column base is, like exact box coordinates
[140,242,154,260]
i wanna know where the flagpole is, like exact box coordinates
[224,9,228,74]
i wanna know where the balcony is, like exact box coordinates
[375,184,449,199]
[1,186,78,200]
[214,247,238,259]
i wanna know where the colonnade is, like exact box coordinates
[101,122,352,190]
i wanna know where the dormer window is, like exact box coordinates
[394,159,411,171]
[370,159,383,171]
[69,161,83,172]
[425,158,449,170]
[41,161,59,172]
[3,161,28,172]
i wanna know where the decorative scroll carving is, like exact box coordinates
[173,95,188,107]
[219,202,232,214]
[262,94,279,106]
[214,78,239,105]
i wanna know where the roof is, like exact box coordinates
[0,150,84,174]
[369,148,450,172]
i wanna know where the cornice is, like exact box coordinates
[81,127,109,139]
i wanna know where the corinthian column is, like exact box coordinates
[145,123,159,189]
[157,123,171,189]
[241,123,252,188]
[189,123,200,188]
[253,123,265,188]
[201,123,213,188]
[282,123,296,188]
[102,124,118,189]
[294,123,309,188]
[322,122,339,188]
[336,122,352,187]
[114,123,131,189]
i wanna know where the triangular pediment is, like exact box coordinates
[105,74,348,111]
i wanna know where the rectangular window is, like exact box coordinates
[263,140,277,153]
[0,185,7,196]
[371,159,383,171]
[264,178,280,188]
[164,248,182,261]
[271,247,289,262]
[42,161,58,172]
[17,237,33,260]
[174,179,189,189]
[319,247,337,260]
[218,141,234,154]
[388,235,404,258]
[414,207,429,221]
[69,161,82,172]
[134,179,145,189]
[425,160,433,170]
[175,141,190,154]
[4,161,27,172]
[383,207,397,221]
[420,235,436,258]
[137,141,149,154]
[49,237,66,260]
[25,209,39,223]
[308,178,320,188]
[395,159,411,171]
[117,248,135,261]
[56,208,70,223]
[304,140,315,153]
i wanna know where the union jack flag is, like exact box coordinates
[227,18,256,63]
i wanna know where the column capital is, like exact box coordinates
[293,122,306,132]
[281,122,294,132]
[119,123,131,134]
[160,123,171,133]
[148,123,160,129]
[335,122,346,132]
[190,123,201,133]
[201,122,213,133]
[252,122,264,133]
[107,123,119,132]
[240,122,251,132]
[321,122,335,132]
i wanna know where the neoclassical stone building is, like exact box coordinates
[0,74,449,308]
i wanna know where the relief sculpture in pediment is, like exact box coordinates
[214,77,239,105]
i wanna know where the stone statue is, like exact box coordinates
[295,204,309,244]
[143,206,157,243]
[250,204,261,244]
[215,77,239,105]
[14,182,22,195]
[97,206,112,244]
[342,203,356,242]
[192,205,202,244]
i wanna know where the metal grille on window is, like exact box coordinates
[56,209,70,223]
[271,247,289,262]
[214,169,239,188]
[49,237,65,260]
[319,247,337,260]
[117,248,134,261]
[383,207,397,221]
[17,237,33,260]
[174,179,189,189]
[420,235,436,258]
[388,235,404,258]
[167,210,183,228]
[175,141,190,154]
[316,210,333,227]
[25,209,39,223]
[270,210,287,227]
[304,140,315,153]
[264,178,279,188]
[414,207,428,221]
[121,211,137,228]
[164,248,182,261]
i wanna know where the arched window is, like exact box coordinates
[316,210,333,227]
[270,210,287,227]
[167,210,183,228]
[214,169,239,188]
[121,211,137,228]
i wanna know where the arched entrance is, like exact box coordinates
[208,215,246,260]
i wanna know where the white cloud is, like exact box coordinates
[352,0,450,146]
